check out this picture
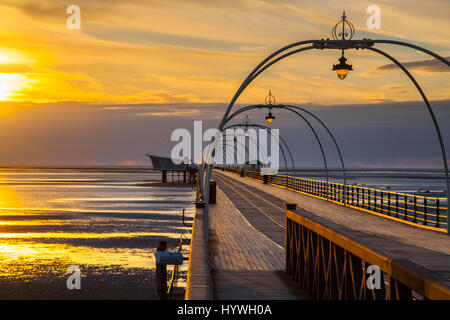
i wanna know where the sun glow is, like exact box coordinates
[0,73,26,100]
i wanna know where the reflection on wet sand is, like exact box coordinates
[0,168,195,299]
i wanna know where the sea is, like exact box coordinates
[0,166,447,299]
[0,167,195,299]
[283,169,448,197]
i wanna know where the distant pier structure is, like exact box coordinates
[146,154,197,183]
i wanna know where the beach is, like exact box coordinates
[0,167,195,299]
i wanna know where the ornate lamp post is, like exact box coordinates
[265,91,276,124]
[332,51,353,80]
[331,11,354,80]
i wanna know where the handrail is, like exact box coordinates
[220,168,448,232]
[167,233,184,297]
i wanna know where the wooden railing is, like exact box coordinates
[285,204,450,300]
[220,167,448,232]
[185,202,213,300]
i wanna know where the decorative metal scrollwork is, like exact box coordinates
[332,11,355,40]
[265,90,276,105]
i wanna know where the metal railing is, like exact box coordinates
[167,232,184,298]
[220,168,448,232]
[286,206,450,300]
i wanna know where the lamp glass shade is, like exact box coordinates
[265,113,275,124]
[332,55,353,80]
[335,68,348,80]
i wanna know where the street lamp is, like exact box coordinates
[265,90,276,124]
[243,115,250,136]
[332,50,353,80]
[265,111,275,124]
[331,11,354,80]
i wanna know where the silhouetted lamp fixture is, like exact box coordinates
[265,111,275,124]
[331,11,355,80]
[243,115,250,136]
[332,50,353,80]
[265,90,276,124]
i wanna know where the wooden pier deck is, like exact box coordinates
[211,170,450,299]
[208,174,307,299]
[187,169,449,300]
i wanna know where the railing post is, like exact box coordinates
[423,198,427,225]
[156,240,168,300]
[395,194,399,218]
[404,195,408,220]
[435,199,440,228]
[388,192,391,216]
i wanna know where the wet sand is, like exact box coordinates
[0,168,194,299]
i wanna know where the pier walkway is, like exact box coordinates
[208,173,307,299]
[186,169,450,300]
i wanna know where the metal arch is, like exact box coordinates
[226,105,346,182]
[224,104,331,193]
[219,128,290,187]
[223,132,277,170]
[217,131,289,173]
[222,132,269,165]
[224,104,348,203]
[219,40,448,124]
[216,40,317,131]
[283,106,329,199]
[280,104,347,204]
[217,138,247,166]
[201,38,449,232]
[251,46,316,81]
[222,133,270,166]
[223,123,295,170]
[223,104,332,199]
[371,40,449,66]
[366,46,450,232]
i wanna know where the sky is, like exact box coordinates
[0,0,448,167]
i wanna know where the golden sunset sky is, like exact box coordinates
[0,0,448,107]
[0,0,448,166]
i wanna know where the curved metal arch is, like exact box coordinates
[217,131,289,174]
[202,38,449,232]
[223,105,331,199]
[223,123,295,169]
[225,104,348,203]
[219,128,291,189]
[366,46,449,231]
[216,40,317,130]
[283,106,329,199]
[371,40,450,66]
[223,104,331,193]
[217,139,247,166]
[217,39,448,130]
[222,130,287,171]
[221,132,270,166]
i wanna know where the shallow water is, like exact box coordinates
[0,168,195,299]
[284,169,447,196]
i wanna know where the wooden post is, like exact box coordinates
[156,240,167,300]
[162,170,167,183]
[209,181,216,204]
[183,170,187,183]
